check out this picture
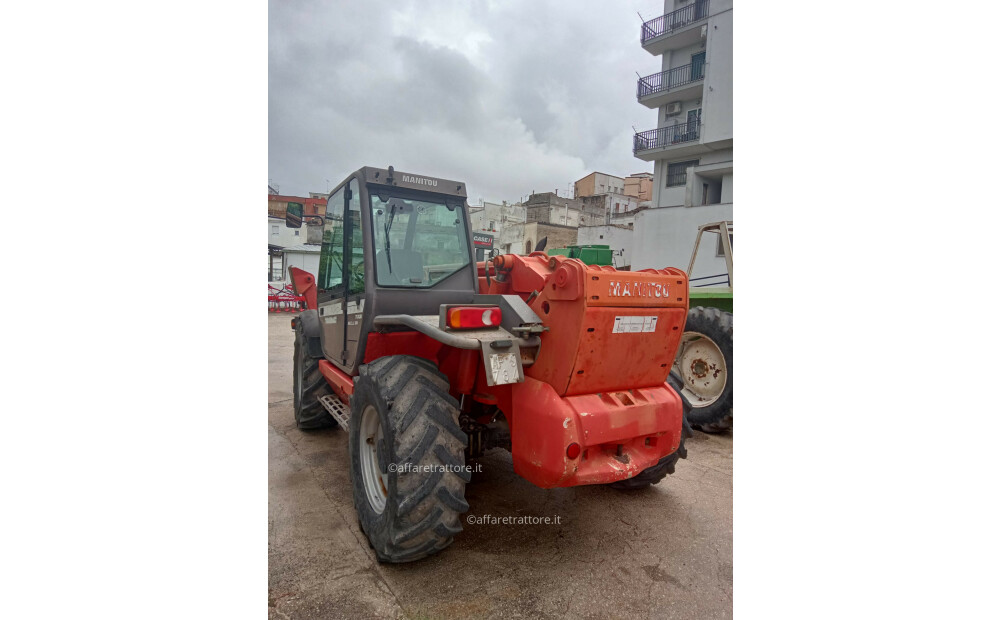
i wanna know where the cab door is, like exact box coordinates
[316,183,350,365]
[343,178,365,367]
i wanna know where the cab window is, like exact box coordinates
[369,193,469,287]
[317,186,345,293]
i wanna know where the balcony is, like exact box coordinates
[636,62,705,109]
[633,123,705,161]
[641,0,710,55]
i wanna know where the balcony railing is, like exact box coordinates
[641,0,710,44]
[633,123,701,154]
[637,62,705,98]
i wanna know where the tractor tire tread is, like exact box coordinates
[350,355,468,563]
[293,320,336,430]
[609,438,687,490]
[678,306,733,428]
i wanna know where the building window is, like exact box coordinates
[489,220,495,229]
[666,160,699,187]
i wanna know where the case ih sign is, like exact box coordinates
[472,232,494,248]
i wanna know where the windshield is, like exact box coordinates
[370,192,470,287]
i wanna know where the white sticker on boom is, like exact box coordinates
[612,316,658,333]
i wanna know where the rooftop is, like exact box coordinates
[280,244,322,253]
[574,171,626,184]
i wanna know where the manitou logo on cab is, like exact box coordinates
[608,280,671,298]
[402,175,438,187]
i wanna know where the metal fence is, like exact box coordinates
[633,123,701,154]
[690,273,730,288]
[637,62,705,98]
[641,0,710,43]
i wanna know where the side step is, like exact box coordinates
[319,394,351,431]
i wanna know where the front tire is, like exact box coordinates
[673,306,733,432]
[292,317,336,430]
[349,355,470,563]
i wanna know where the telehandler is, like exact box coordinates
[286,166,691,562]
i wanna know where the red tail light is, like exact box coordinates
[566,443,581,459]
[447,306,502,329]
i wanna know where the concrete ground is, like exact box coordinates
[269,312,733,619]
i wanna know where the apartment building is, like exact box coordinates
[630,0,733,274]
[574,172,626,198]
[624,172,654,203]
[467,200,527,260]
[523,192,605,227]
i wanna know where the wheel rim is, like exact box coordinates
[359,404,388,514]
[673,331,728,407]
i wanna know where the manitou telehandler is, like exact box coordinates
[286,166,691,563]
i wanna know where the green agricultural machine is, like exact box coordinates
[545,244,614,266]
[548,221,733,433]
[674,222,732,433]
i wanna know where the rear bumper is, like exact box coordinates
[509,378,684,488]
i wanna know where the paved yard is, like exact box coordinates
[268,312,733,619]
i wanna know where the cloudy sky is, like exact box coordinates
[269,0,665,203]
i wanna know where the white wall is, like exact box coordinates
[631,204,733,278]
[577,226,635,269]
[282,251,320,281]
[702,7,733,144]
[468,201,525,234]
[541,205,581,226]
[664,42,705,73]
[268,216,305,248]
[598,193,641,215]
[655,158,698,208]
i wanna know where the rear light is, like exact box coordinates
[566,443,581,459]
[447,306,502,329]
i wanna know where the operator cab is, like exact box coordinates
[288,166,477,374]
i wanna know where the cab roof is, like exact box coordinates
[359,166,468,199]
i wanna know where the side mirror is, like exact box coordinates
[286,202,303,229]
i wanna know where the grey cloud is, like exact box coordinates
[269,0,662,200]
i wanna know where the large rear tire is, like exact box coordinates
[673,306,733,433]
[293,318,336,430]
[349,355,470,563]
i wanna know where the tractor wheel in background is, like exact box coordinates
[349,355,470,563]
[293,317,336,430]
[673,306,733,433]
